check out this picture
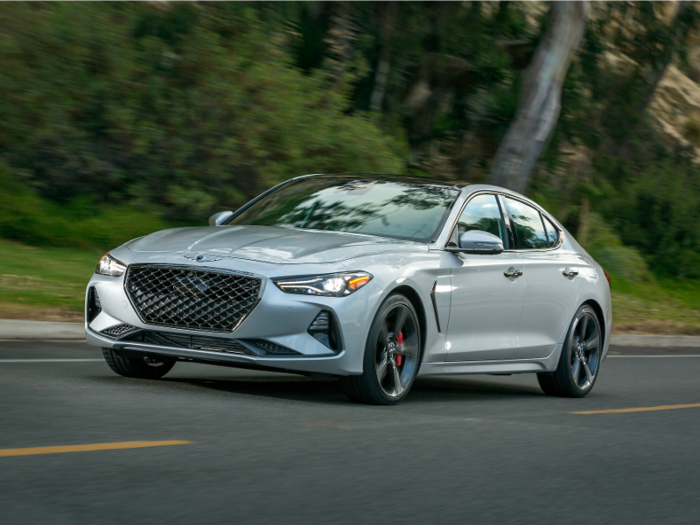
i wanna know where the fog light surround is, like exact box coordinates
[308,310,342,352]
[87,287,102,323]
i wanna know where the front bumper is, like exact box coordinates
[85,269,376,376]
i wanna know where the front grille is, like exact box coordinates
[101,324,140,339]
[125,265,262,332]
[122,330,255,355]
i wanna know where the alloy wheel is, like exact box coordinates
[374,304,420,398]
[570,312,601,391]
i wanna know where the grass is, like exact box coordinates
[0,240,100,322]
[1,238,699,334]
[608,275,700,335]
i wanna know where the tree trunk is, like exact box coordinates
[370,2,397,114]
[489,2,588,193]
[326,1,354,88]
[494,0,510,35]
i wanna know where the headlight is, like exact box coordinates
[95,254,126,277]
[274,272,372,297]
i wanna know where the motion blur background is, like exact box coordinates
[0,1,699,333]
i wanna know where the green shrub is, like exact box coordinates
[582,212,655,284]
[0,166,168,251]
[0,3,406,222]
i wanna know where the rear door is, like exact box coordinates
[502,197,580,359]
[445,194,524,362]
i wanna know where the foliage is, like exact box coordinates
[1,1,700,284]
[0,165,168,250]
[0,2,405,224]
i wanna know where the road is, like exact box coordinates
[1,341,700,524]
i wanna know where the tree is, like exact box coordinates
[489,1,588,193]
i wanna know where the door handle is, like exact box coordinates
[562,268,579,277]
[504,267,523,278]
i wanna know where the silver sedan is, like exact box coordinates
[85,174,612,404]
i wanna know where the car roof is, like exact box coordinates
[297,173,471,190]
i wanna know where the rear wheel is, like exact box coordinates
[341,294,421,405]
[102,348,176,380]
[537,305,602,398]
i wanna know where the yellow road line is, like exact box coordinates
[0,440,194,457]
[574,403,700,415]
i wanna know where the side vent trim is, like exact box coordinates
[430,281,441,333]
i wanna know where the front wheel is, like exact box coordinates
[341,294,422,405]
[537,305,603,398]
[102,348,176,380]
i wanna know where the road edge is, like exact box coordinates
[1,319,700,347]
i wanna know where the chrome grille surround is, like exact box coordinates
[124,264,263,333]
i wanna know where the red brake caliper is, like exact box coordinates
[395,331,404,366]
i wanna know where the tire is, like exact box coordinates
[538,305,603,398]
[341,293,422,405]
[102,348,176,380]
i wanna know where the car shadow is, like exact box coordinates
[149,372,544,406]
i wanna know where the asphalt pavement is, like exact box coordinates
[1,341,700,524]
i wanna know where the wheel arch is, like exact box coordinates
[580,299,606,348]
[390,285,428,362]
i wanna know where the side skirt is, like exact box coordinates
[418,344,562,376]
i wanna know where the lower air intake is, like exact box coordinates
[248,340,301,356]
[123,330,256,356]
[101,324,140,339]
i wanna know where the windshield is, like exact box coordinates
[229,177,460,242]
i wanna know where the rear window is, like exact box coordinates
[543,216,560,247]
[504,197,548,250]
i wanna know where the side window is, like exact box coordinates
[504,197,548,250]
[455,194,506,245]
[543,216,560,247]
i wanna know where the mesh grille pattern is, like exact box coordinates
[101,324,140,339]
[125,265,261,332]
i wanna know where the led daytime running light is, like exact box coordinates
[275,272,372,297]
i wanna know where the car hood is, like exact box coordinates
[125,225,427,264]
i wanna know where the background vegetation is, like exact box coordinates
[1,2,699,331]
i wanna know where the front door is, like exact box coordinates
[445,194,524,362]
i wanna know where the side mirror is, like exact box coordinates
[450,230,504,254]
[209,210,234,227]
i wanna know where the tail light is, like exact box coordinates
[603,269,611,289]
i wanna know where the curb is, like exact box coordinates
[0,320,85,341]
[609,334,700,348]
[1,320,700,347]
